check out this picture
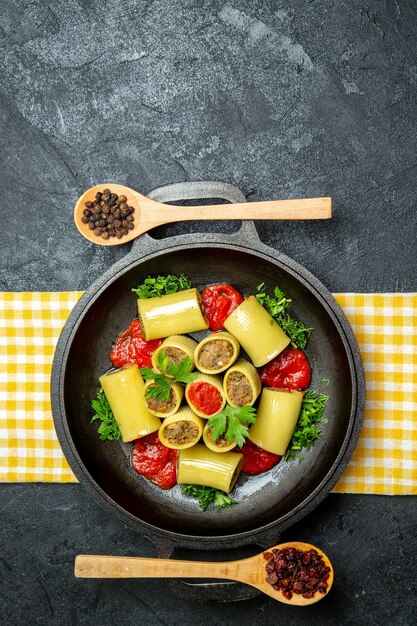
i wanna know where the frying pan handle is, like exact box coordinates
[149,531,281,603]
[129,180,260,257]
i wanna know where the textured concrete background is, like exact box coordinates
[1,1,416,624]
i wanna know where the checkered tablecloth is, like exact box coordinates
[0,291,416,493]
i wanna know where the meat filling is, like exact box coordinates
[226,372,253,406]
[162,346,187,368]
[146,388,176,414]
[163,420,199,445]
[199,339,234,370]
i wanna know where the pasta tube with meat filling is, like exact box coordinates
[158,408,204,450]
[151,335,198,371]
[203,423,237,453]
[194,332,240,374]
[99,364,161,442]
[248,388,303,455]
[185,373,226,418]
[138,289,208,340]
[143,381,183,418]
[223,358,261,407]
[177,444,243,492]
[224,296,290,367]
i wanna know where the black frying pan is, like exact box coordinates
[51,181,365,601]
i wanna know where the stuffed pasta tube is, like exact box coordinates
[203,422,237,453]
[99,364,161,442]
[224,296,290,367]
[223,358,261,407]
[143,380,183,418]
[151,335,198,371]
[248,388,303,455]
[177,444,243,492]
[138,289,208,340]
[194,332,240,374]
[185,372,226,418]
[158,408,204,450]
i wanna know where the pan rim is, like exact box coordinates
[51,235,365,547]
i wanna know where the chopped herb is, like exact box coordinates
[256,283,292,316]
[320,377,331,388]
[207,405,257,448]
[132,274,191,299]
[140,352,197,401]
[284,390,329,461]
[256,283,313,349]
[181,484,237,511]
[91,389,121,441]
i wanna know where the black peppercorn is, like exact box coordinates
[82,188,135,241]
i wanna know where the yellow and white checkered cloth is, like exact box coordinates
[0,292,416,493]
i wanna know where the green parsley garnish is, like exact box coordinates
[207,404,257,448]
[284,390,329,461]
[140,352,197,401]
[256,283,313,349]
[91,389,121,441]
[181,484,237,511]
[132,274,191,298]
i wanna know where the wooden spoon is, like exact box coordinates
[74,541,333,606]
[74,183,332,246]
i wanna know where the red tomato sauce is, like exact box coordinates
[149,454,178,489]
[187,381,222,416]
[131,432,178,489]
[110,319,163,369]
[260,346,311,390]
[201,284,244,331]
[238,439,281,475]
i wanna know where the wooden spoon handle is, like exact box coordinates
[158,196,332,223]
[75,555,238,580]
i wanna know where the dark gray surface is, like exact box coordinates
[0,1,416,625]
[1,486,417,626]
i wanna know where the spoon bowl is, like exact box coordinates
[75,541,333,606]
[74,183,332,246]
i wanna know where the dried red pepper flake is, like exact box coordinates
[264,547,330,600]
